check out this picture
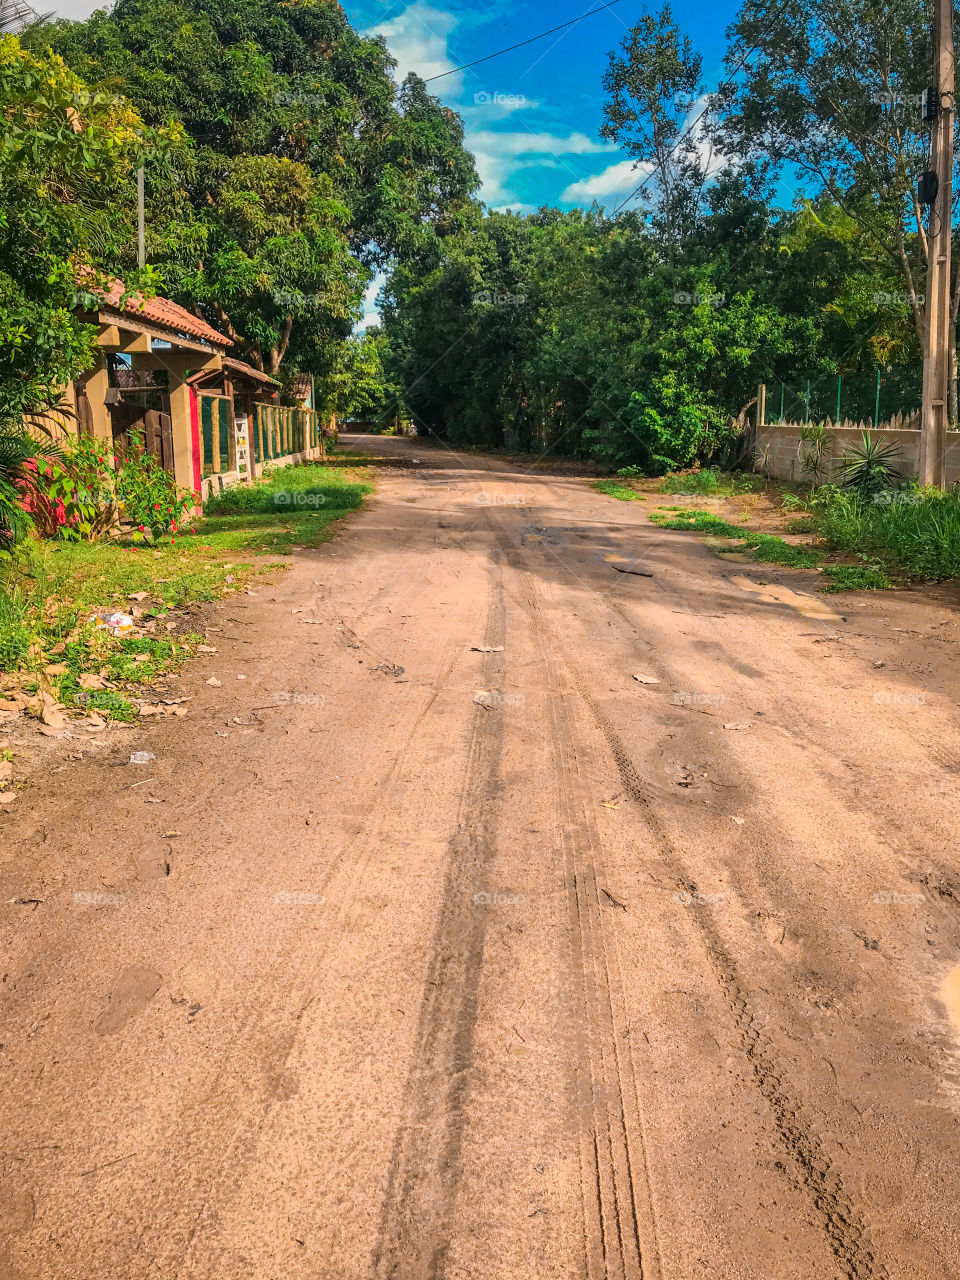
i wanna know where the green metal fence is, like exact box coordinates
[771,364,922,427]
[199,394,234,477]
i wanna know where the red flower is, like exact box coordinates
[154,503,161,510]
[138,524,146,532]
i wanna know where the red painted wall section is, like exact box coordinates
[189,387,202,494]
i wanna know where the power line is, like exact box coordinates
[424,0,623,83]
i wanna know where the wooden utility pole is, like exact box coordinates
[137,166,146,269]
[920,0,955,488]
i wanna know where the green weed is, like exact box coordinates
[821,564,893,592]
[594,479,646,501]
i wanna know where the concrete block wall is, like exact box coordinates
[756,422,960,487]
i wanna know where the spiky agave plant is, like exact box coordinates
[838,430,905,497]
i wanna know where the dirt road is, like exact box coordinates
[3,433,960,1280]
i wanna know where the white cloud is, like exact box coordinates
[560,159,652,203]
[468,130,612,158]
[367,4,462,95]
[491,202,538,216]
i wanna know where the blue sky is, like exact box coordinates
[349,0,741,214]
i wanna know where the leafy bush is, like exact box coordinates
[616,464,645,478]
[23,432,116,540]
[115,435,194,541]
[22,429,195,543]
[0,421,39,547]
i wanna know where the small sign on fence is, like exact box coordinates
[234,414,251,478]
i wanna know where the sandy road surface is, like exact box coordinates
[2,432,960,1280]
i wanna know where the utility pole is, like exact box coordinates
[920,0,955,488]
[137,166,146,269]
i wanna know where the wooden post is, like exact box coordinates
[921,0,954,487]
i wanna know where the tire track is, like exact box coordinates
[501,523,887,1280]
[372,555,507,1280]
[498,538,662,1280]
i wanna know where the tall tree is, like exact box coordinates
[600,4,709,248]
[36,0,478,380]
[716,0,948,395]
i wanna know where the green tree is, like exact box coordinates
[716,0,941,391]
[600,4,708,247]
[39,0,479,382]
[0,32,171,421]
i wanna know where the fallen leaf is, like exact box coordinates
[40,702,67,730]
[43,663,68,676]
[600,802,620,810]
[722,722,750,731]
[206,677,222,687]
[633,674,660,685]
[78,674,107,691]
[471,645,504,653]
[731,816,745,825]
[196,645,217,654]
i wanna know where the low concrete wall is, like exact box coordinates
[756,422,960,487]
[198,447,325,502]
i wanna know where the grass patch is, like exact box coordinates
[784,515,821,534]
[0,460,371,714]
[658,468,765,497]
[650,510,745,537]
[650,508,822,568]
[821,564,894,592]
[814,486,960,580]
[594,479,646,501]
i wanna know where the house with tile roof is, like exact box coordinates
[48,276,327,498]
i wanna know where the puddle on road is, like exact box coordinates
[941,964,960,1036]
[730,574,840,621]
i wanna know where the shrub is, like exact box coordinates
[838,431,905,496]
[115,435,194,541]
[0,422,39,547]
